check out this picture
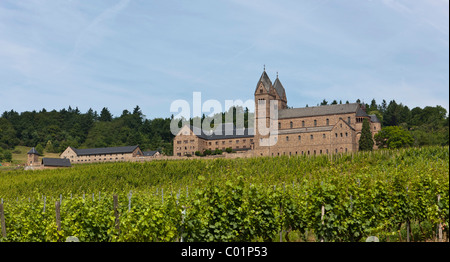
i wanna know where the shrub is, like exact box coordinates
[203,149,212,156]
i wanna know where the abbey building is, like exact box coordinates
[173,70,380,157]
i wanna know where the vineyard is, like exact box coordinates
[0,146,448,242]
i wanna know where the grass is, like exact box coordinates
[3,145,61,166]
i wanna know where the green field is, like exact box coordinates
[0,146,448,242]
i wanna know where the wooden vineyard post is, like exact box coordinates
[55,201,61,231]
[113,195,120,233]
[279,205,283,242]
[438,194,442,242]
[128,191,132,212]
[279,183,285,242]
[320,205,325,242]
[180,206,186,242]
[406,186,410,242]
[55,201,62,242]
[0,203,6,238]
[406,220,410,242]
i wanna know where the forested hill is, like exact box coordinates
[0,106,174,156]
[0,99,448,159]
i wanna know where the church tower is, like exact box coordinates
[253,68,287,155]
[27,147,40,166]
[254,69,276,133]
[272,73,287,110]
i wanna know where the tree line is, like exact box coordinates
[319,98,449,148]
[0,106,174,157]
[0,98,448,161]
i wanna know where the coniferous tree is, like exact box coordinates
[35,144,44,156]
[99,107,112,122]
[359,118,374,151]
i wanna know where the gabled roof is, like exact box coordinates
[72,145,140,156]
[143,150,159,156]
[356,106,369,117]
[273,77,286,101]
[255,70,273,93]
[42,158,71,167]
[369,114,381,123]
[27,147,39,155]
[278,103,362,119]
[333,117,356,131]
[188,123,254,140]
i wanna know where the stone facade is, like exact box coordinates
[60,145,145,164]
[27,147,39,166]
[173,125,254,156]
[173,70,381,157]
[25,147,71,169]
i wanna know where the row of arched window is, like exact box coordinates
[279,117,354,129]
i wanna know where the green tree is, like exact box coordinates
[369,99,378,112]
[380,99,387,114]
[410,106,447,130]
[383,100,410,127]
[99,107,112,122]
[374,126,414,149]
[45,140,55,153]
[359,119,374,151]
[35,144,44,156]
[127,132,142,146]
[0,118,18,149]
[0,148,12,162]
[2,150,12,162]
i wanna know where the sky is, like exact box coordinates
[0,0,448,119]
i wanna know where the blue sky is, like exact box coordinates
[0,0,448,119]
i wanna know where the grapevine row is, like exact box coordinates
[0,146,448,242]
